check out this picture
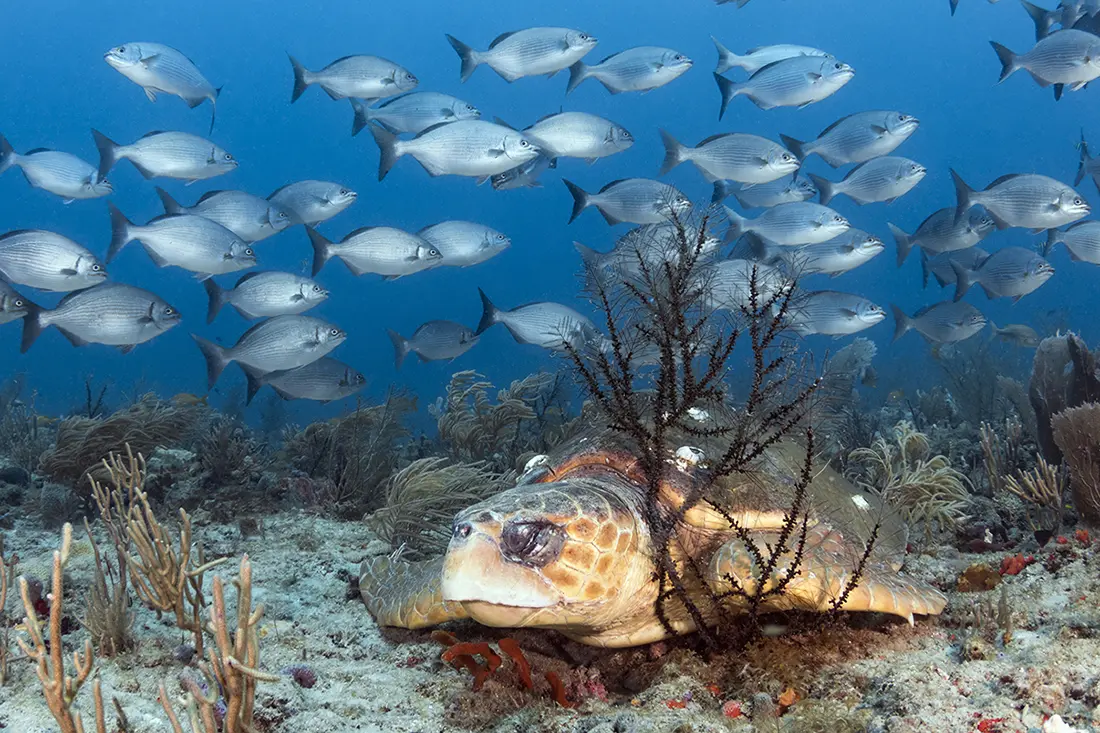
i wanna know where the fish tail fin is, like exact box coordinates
[890,304,911,344]
[989,41,1019,82]
[1019,1,1050,39]
[711,36,737,75]
[919,249,931,288]
[306,226,333,276]
[241,364,266,405]
[192,334,230,388]
[288,54,311,102]
[209,87,221,134]
[475,287,499,335]
[807,173,834,206]
[712,180,735,204]
[369,124,400,181]
[1043,227,1063,257]
[566,60,588,95]
[950,261,973,301]
[0,132,15,176]
[950,168,975,223]
[714,73,738,121]
[563,179,589,224]
[658,128,688,176]
[1076,129,1092,186]
[155,186,183,215]
[106,201,134,262]
[350,98,371,137]
[723,206,746,243]
[387,329,411,370]
[446,35,480,83]
[91,128,121,179]
[203,279,227,324]
[19,296,45,354]
[888,223,914,267]
[779,134,805,161]
[949,0,959,15]
[744,232,778,263]
[573,241,601,272]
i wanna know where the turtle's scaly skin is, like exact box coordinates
[360,433,947,647]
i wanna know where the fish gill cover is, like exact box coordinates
[2,1,1100,732]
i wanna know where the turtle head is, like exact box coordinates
[441,476,651,634]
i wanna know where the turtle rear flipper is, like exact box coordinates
[360,554,468,629]
[707,527,947,624]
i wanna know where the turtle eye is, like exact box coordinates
[500,520,565,567]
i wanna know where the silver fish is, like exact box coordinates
[268,180,357,226]
[921,248,990,288]
[891,301,987,343]
[351,92,480,136]
[193,314,347,387]
[1020,0,1066,37]
[711,38,833,75]
[576,224,722,285]
[705,259,793,312]
[0,135,112,202]
[952,246,1054,302]
[992,29,1100,96]
[747,229,885,277]
[659,130,799,184]
[0,230,106,291]
[108,204,255,279]
[565,178,691,225]
[388,320,480,368]
[491,154,553,190]
[786,291,886,337]
[567,47,693,95]
[1075,129,1100,196]
[0,282,28,325]
[155,188,290,243]
[780,111,920,168]
[371,120,540,181]
[21,282,180,353]
[951,170,1090,230]
[724,202,849,246]
[891,209,995,266]
[203,271,328,323]
[104,42,220,132]
[307,226,441,279]
[1046,219,1100,262]
[289,54,417,102]
[243,357,366,405]
[715,56,854,118]
[476,288,600,352]
[447,28,597,82]
[512,112,633,163]
[418,221,510,267]
[989,322,1041,347]
[810,157,926,206]
[714,175,817,208]
[92,129,236,183]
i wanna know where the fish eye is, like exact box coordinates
[430,248,441,257]
[313,285,322,292]
[164,306,175,315]
[92,264,102,271]
[117,46,126,53]
[244,248,254,257]
[496,233,506,240]
[339,188,349,195]
[223,153,234,161]
[13,299,23,307]
[1075,197,1084,205]
[329,328,340,336]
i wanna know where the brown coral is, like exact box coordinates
[1051,402,1100,524]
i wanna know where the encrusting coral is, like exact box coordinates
[849,420,971,534]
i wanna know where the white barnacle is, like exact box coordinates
[673,446,705,471]
[687,407,710,422]
[851,495,870,510]
[523,454,550,475]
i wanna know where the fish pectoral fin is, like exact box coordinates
[139,53,162,68]
[382,274,401,281]
[184,179,198,186]
[62,198,74,205]
[486,148,505,157]
[290,293,304,301]
[546,70,559,79]
[117,344,135,355]
[870,124,888,135]
[474,176,489,186]
[59,268,78,276]
[840,308,859,317]
[143,87,158,103]
[806,71,823,81]
[185,96,206,109]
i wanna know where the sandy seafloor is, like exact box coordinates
[1,484,1099,733]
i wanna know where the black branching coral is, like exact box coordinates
[564,206,851,645]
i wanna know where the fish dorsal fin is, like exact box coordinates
[912,303,940,318]
[0,229,46,241]
[489,31,518,49]
[25,147,52,155]
[345,226,379,239]
[598,178,631,193]
[815,113,857,138]
[330,55,363,65]
[987,173,1023,188]
[696,132,737,147]
[749,58,796,77]
[234,271,265,287]
[533,111,562,125]
[596,51,622,65]
[375,92,414,109]
[416,121,460,138]
[267,183,293,199]
[141,130,168,138]
[196,190,229,204]
[147,213,189,225]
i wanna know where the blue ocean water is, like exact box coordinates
[0,0,1091,423]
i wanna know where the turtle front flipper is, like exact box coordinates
[707,527,947,624]
[360,553,468,629]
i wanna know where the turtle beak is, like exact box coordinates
[441,523,559,614]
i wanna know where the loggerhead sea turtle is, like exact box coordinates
[360,428,947,647]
